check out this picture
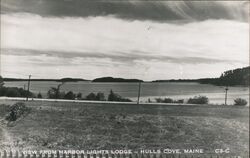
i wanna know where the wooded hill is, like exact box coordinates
[153,66,250,86]
[92,77,143,82]
[198,66,249,86]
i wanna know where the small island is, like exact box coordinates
[92,77,143,82]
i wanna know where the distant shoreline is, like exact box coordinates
[3,78,89,82]
[2,66,249,86]
[3,78,249,86]
[1,96,249,107]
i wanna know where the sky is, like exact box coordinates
[0,0,249,81]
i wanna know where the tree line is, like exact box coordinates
[199,66,249,86]
[153,66,250,86]
[0,76,33,98]
[45,83,132,102]
[0,76,131,102]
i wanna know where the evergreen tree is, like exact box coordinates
[96,92,105,101]
[64,91,75,100]
[37,92,42,98]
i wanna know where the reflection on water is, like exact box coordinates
[4,81,249,105]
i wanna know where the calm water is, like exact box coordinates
[4,81,249,105]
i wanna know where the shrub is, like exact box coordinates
[174,99,184,103]
[155,98,164,103]
[85,92,106,101]
[96,92,106,101]
[76,93,82,99]
[37,92,42,98]
[47,83,64,99]
[5,102,31,121]
[64,91,76,100]
[155,98,184,104]
[5,88,21,97]
[108,90,116,101]
[234,98,248,106]
[163,98,174,103]
[118,97,132,102]
[187,96,209,104]
[147,98,151,103]
[85,92,97,100]
[0,87,33,98]
[108,90,132,102]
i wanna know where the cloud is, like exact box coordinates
[1,48,242,65]
[1,14,248,61]
[1,54,246,80]
[0,13,248,80]
[1,0,249,22]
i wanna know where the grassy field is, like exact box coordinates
[0,100,249,155]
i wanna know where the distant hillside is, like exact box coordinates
[198,66,250,86]
[3,78,89,82]
[92,77,143,82]
[59,78,88,82]
[152,66,250,86]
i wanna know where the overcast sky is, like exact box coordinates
[0,0,249,81]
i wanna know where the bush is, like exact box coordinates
[108,90,116,101]
[108,90,132,102]
[187,96,209,104]
[155,98,184,103]
[155,98,163,103]
[64,91,75,100]
[155,98,173,103]
[163,98,173,103]
[85,92,97,100]
[174,99,184,103]
[76,93,82,99]
[85,92,106,101]
[96,92,106,101]
[47,88,65,99]
[5,102,31,121]
[147,98,151,103]
[47,83,64,99]
[37,92,42,98]
[234,98,248,106]
[0,87,34,98]
[5,88,21,97]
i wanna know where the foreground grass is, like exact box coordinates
[0,100,249,155]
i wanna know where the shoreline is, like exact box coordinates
[0,97,249,107]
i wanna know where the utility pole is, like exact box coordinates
[225,86,229,105]
[26,75,31,101]
[137,82,141,104]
